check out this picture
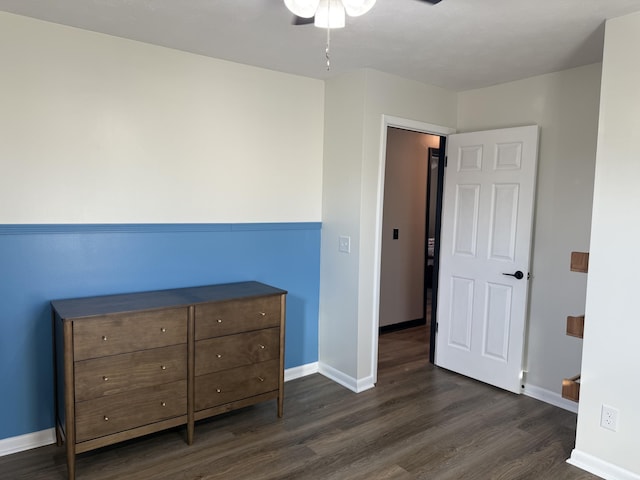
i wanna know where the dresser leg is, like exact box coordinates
[66,446,75,480]
[277,395,284,418]
[187,421,194,445]
[55,423,63,447]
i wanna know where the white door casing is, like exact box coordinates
[435,125,539,393]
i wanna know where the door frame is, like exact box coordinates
[426,138,447,364]
[372,115,455,383]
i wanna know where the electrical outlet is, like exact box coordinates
[601,404,619,432]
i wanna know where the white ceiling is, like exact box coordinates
[2,0,640,91]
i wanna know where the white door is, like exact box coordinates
[435,125,539,393]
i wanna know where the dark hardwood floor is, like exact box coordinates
[0,325,596,480]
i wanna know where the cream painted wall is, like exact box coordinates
[319,70,366,380]
[358,71,456,380]
[457,63,601,396]
[0,13,324,224]
[379,128,438,327]
[319,68,456,386]
[571,12,640,478]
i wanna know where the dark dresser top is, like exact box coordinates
[51,281,287,320]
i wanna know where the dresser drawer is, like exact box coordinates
[195,296,281,340]
[75,380,187,443]
[195,328,279,376]
[75,344,187,402]
[195,360,279,411]
[73,308,187,361]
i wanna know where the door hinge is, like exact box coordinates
[435,322,439,333]
[444,156,448,167]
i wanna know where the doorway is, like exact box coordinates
[378,125,446,366]
[372,115,454,385]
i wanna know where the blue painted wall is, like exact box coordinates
[0,223,321,441]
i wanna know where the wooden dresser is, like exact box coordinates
[52,281,286,480]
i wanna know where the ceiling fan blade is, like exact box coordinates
[292,15,315,25]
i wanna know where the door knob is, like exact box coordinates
[502,270,524,280]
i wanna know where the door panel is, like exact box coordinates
[489,183,519,261]
[453,184,480,256]
[483,282,511,360]
[435,125,539,394]
[449,276,474,350]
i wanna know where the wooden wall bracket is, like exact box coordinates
[570,251,589,273]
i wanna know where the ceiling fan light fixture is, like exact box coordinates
[314,0,346,29]
[341,0,376,17]
[284,0,320,18]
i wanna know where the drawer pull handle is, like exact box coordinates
[103,416,109,422]
[259,344,265,349]
[259,312,266,317]
[217,319,223,323]
[216,354,222,358]
[216,388,221,393]
[161,365,167,370]
[161,402,166,407]
[161,327,167,333]
[102,336,108,342]
[258,377,265,382]
[102,376,109,382]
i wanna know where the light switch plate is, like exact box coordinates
[338,235,351,253]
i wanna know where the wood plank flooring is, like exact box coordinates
[0,325,597,479]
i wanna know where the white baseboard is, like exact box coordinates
[523,383,579,413]
[284,362,319,382]
[318,362,375,393]
[568,449,640,480]
[0,363,320,458]
[355,375,375,392]
[0,428,56,457]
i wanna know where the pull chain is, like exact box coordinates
[326,26,331,70]
[325,0,331,71]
